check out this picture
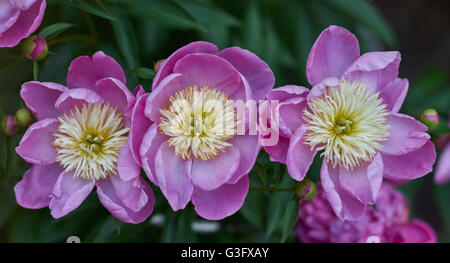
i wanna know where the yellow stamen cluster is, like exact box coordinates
[53,103,129,181]
[159,85,236,160]
[303,81,390,170]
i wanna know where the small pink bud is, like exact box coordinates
[22,35,48,61]
[15,108,33,126]
[1,115,18,136]
[154,59,165,73]
[294,179,317,200]
[419,108,439,131]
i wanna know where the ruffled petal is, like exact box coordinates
[343,51,401,92]
[191,146,240,191]
[97,176,154,224]
[227,135,260,184]
[388,220,437,243]
[152,41,218,90]
[144,73,183,122]
[192,175,249,220]
[20,81,67,120]
[155,142,193,211]
[218,47,275,100]
[14,163,63,209]
[49,171,95,218]
[67,51,126,90]
[129,93,151,166]
[287,126,317,181]
[338,154,384,204]
[117,141,140,181]
[95,77,135,116]
[173,53,242,96]
[140,123,169,185]
[54,88,103,112]
[109,174,148,212]
[381,113,430,156]
[379,78,408,113]
[383,141,436,181]
[16,118,59,165]
[321,160,367,220]
[435,144,450,184]
[306,25,360,86]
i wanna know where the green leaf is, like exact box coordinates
[110,6,139,69]
[64,0,116,20]
[39,23,75,40]
[173,0,240,28]
[242,1,263,55]
[128,67,156,80]
[265,173,294,240]
[254,162,268,187]
[112,0,205,31]
[323,0,397,47]
[280,197,300,242]
[160,212,176,243]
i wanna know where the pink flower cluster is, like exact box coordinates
[295,184,436,243]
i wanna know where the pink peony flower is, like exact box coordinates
[435,114,450,184]
[14,51,154,224]
[264,25,436,220]
[131,41,274,220]
[0,0,46,47]
[295,184,437,243]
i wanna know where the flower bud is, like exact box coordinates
[22,35,48,61]
[15,108,33,126]
[419,108,439,131]
[294,179,317,200]
[1,115,18,136]
[154,59,165,73]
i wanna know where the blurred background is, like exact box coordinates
[0,0,448,242]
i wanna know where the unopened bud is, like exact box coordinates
[1,115,18,136]
[294,179,317,200]
[22,35,48,61]
[15,108,33,126]
[419,108,439,131]
[154,59,165,72]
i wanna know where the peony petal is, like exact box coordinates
[278,96,307,136]
[381,113,430,156]
[109,174,148,212]
[267,85,309,102]
[227,135,260,184]
[152,41,218,90]
[129,93,152,166]
[140,123,169,185]
[320,160,367,220]
[191,146,240,191]
[0,1,20,36]
[144,73,183,122]
[95,77,134,116]
[54,88,103,112]
[9,0,39,10]
[389,220,437,243]
[338,154,384,204]
[379,78,408,113]
[97,176,154,224]
[14,163,63,209]
[20,81,67,120]
[343,51,401,92]
[264,134,290,164]
[0,0,45,47]
[67,51,126,90]
[435,144,450,184]
[16,118,59,165]
[306,25,360,86]
[218,47,275,100]
[49,171,95,218]
[155,142,193,211]
[287,126,317,181]
[117,141,140,181]
[173,53,242,96]
[192,175,249,220]
[383,141,436,181]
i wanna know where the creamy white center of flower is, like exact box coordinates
[53,103,129,181]
[303,81,390,170]
[159,85,236,160]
